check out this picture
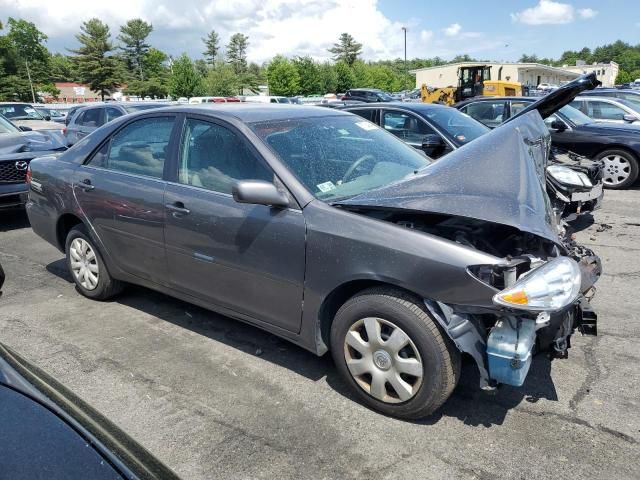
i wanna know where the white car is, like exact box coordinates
[537,83,559,91]
[243,95,291,104]
[571,96,640,124]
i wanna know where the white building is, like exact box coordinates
[561,61,619,88]
[410,62,580,89]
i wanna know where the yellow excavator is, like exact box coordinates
[421,65,522,105]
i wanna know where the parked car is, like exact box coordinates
[342,88,393,103]
[340,102,603,221]
[580,88,640,107]
[64,104,89,126]
[65,102,171,145]
[0,114,67,209]
[537,83,558,91]
[34,106,67,123]
[0,323,179,480]
[243,96,291,104]
[0,102,65,132]
[27,88,600,418]
[456,94,640,189]
[188,96,241,104]
[570,96,640,124]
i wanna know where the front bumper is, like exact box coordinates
[0,183,28,209]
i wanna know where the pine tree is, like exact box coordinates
[226,33,249,74]
[118,18,152,80]
[328,33,362,67]
[203,30,220,64]
[70,18,122,101]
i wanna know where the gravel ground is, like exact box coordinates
[1,189,639,480]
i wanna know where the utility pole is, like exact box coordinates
[25,60,36,103]
[402,27,407,92]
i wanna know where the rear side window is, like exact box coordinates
[586,100,626,121]
[88,116,174,179]
[178,118,272,194]
[460,101,506,128]
[382,111,435,144]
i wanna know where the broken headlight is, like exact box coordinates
[547,165,593,188]
[493,257,581,312]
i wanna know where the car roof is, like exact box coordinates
[343,102,453,112]
[150,104,351,123]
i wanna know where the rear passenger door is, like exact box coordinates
[73,114,178,284]
[163,116,306,332]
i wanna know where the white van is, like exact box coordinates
[189,96,227,104]
[243,96,291,104]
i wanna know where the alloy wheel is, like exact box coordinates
[344,317,423,404]
[69,238,99,291]
[602,154,631,186]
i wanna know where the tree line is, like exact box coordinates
[2,17,640,102]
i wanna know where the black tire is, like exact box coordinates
[596,149,639,189]
[65,224,123,300]
[330,287,460,419]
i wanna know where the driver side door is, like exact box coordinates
[163,116,306,332]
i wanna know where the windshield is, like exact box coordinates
[559,105,592,126]
[0,104,44,120]
[422,108,489,146]
[250,115,430,202]
[0,115,20,134]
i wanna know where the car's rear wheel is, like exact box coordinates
[597,149,639,189]
[330,287,460,419]
[65,225,123,300]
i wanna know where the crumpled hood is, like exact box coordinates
[0,130,67,160]
[340,110,561,244]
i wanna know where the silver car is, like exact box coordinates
[571,96,640,124]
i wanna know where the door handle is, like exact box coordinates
[76,179,95,191]
[165,202,191,215]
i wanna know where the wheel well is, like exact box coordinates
[56,214,83,251]
[318,280,421,351]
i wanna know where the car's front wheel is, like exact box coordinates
[330,288,460,419]
[65,225,123,300]
[597,149,639,189]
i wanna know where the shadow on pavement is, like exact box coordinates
[45,259,560,427]
[0,210,30,232]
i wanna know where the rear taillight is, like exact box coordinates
[26,165,32,184]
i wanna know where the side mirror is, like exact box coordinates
[44,115,51,121]
[232,180,290,208]
[19,126,33,132]
[550,120,567,131]
[623,114,636,123]
[421,134,445,156]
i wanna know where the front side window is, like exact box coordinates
[382,111,435,144]
[0,115,20,134]
[80,108,101,127]
[88,116,174,179]
[460,101,506,128]
[587,101,627,121]
[178,119,272,194]
[251,115,430,202]
[105,107,123,123]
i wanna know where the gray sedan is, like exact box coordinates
[26,102,600,418]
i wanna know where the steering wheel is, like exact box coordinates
[342,154,376,183]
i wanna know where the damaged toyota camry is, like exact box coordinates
[26,79,600,419]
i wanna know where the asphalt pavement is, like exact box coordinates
[0,190,639,480]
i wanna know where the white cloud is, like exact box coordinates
[443,23,462,37]
[511,0,574,25]
[578,8,598,19]
[0,0,429,63]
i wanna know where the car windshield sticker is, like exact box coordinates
[316,181,336,193]
[355,121,377,131]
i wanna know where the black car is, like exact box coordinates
[455,95,640,189]
[342,88,393,103]
[26,81,600,419]
[341,102,603,221]
[65,102,171,145]
[0,114,67,209]
[0,306,179,479]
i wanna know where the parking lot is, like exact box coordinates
[0,189,639,480]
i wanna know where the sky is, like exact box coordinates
[1,0,638,64]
